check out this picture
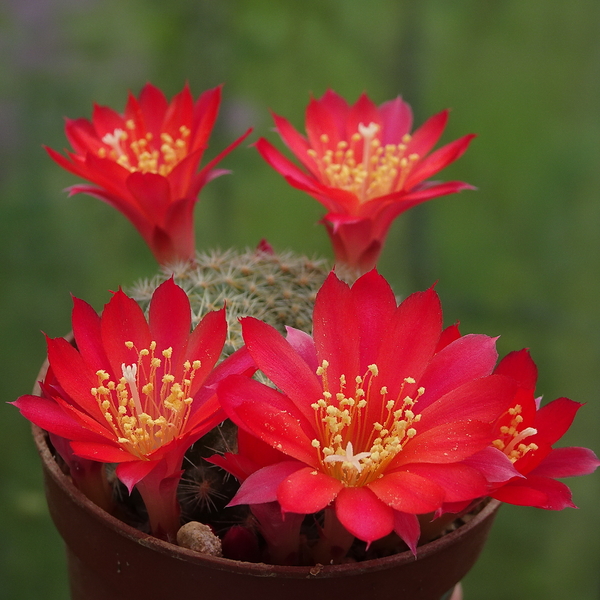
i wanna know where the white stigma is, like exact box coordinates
[323,441,371,473]
[102,128,126,155]
[121,363,143,413]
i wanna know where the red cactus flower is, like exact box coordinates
[217,270,518,554]
[47,83,251,264]
[255,90,475,274]
[489,349,599,509]
[13,279,253,540]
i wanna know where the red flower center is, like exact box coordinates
[90,341,201,458]
[492,404,538,463]
[310,360,424,487]
[97,120,191,176]
[307,122,420,203]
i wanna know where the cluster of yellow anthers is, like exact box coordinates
[91,341,201,458]
[492,405,539,463]
[307,122,420,203]
[98,121,191,177]
[310,360,424,487]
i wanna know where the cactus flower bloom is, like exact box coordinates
[489,349,600,509]
[13,279,253,540]
[256,90,475,274]
[47,83,251,264]
[217,270,518,553]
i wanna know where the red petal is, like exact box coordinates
[11,395,104,443]
[350,270,398,369]
[137,83,169,138]
[401,463,488,503]
[368,470,445,513]
[406,109,448,160]
[462,447,522,484]
[530,447,600,478]
[312,272,360,386]
[125,171,172,223]
[379,96,413,144]
[100,288,152,378]
[435,323,461,353]
[241,317,322,421]
[418,374,515,431]
[494,349,538,391]
[395,420,492,466]
[91,104,125,138]
[305,92,349,151]
[417,334,499,411]
[71,296,108,372]
[70,441,139,464]
[284,327,318,375]
[46,336,103,419]
[148,278,192,369]
[373,288,442,407]
[116,459,160,494]
[64,118,102,155]
[491,475,576,510]
[277,467,343,513]
[229,461,305,506]
[185,308,227,396]
[217,375,316,466]
[533,398,583,446]
[335,486,394,543]
[405,134,476,189]
[272,112,315,173]
[346,93,382,147]
[191,85,222,151]
[393,511,420,555]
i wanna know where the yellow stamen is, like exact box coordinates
[90,341,201,459]
[308,122,420,203]
[98,123,192,176]
[312,361,423,487]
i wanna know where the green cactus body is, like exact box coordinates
[128,247,330,357]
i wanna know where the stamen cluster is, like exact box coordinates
[492,404,539,463]
[307,122,419,203]
[99,122,191,176]
[310,360,423,486]
[91,341,201,458]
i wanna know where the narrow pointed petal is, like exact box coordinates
[116,459,160,494]
[393,511,421,555]
[491,475,576,510]
[241,317,322,420]
[405,134,476,188]
[530,447,600,478]
[229,461,305,506]
[533,398,583,445]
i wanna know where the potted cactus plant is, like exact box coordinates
[12,84,599,600]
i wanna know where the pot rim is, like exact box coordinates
[33,423,501,579]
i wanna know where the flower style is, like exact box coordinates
[217,270,519,554]
[489,349,600,509]
[255,90,475,274]
[13,278,253,540]
[46,83,251,264]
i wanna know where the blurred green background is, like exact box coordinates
[1,1,599,598]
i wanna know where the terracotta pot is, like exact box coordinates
[33,424,500,600]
